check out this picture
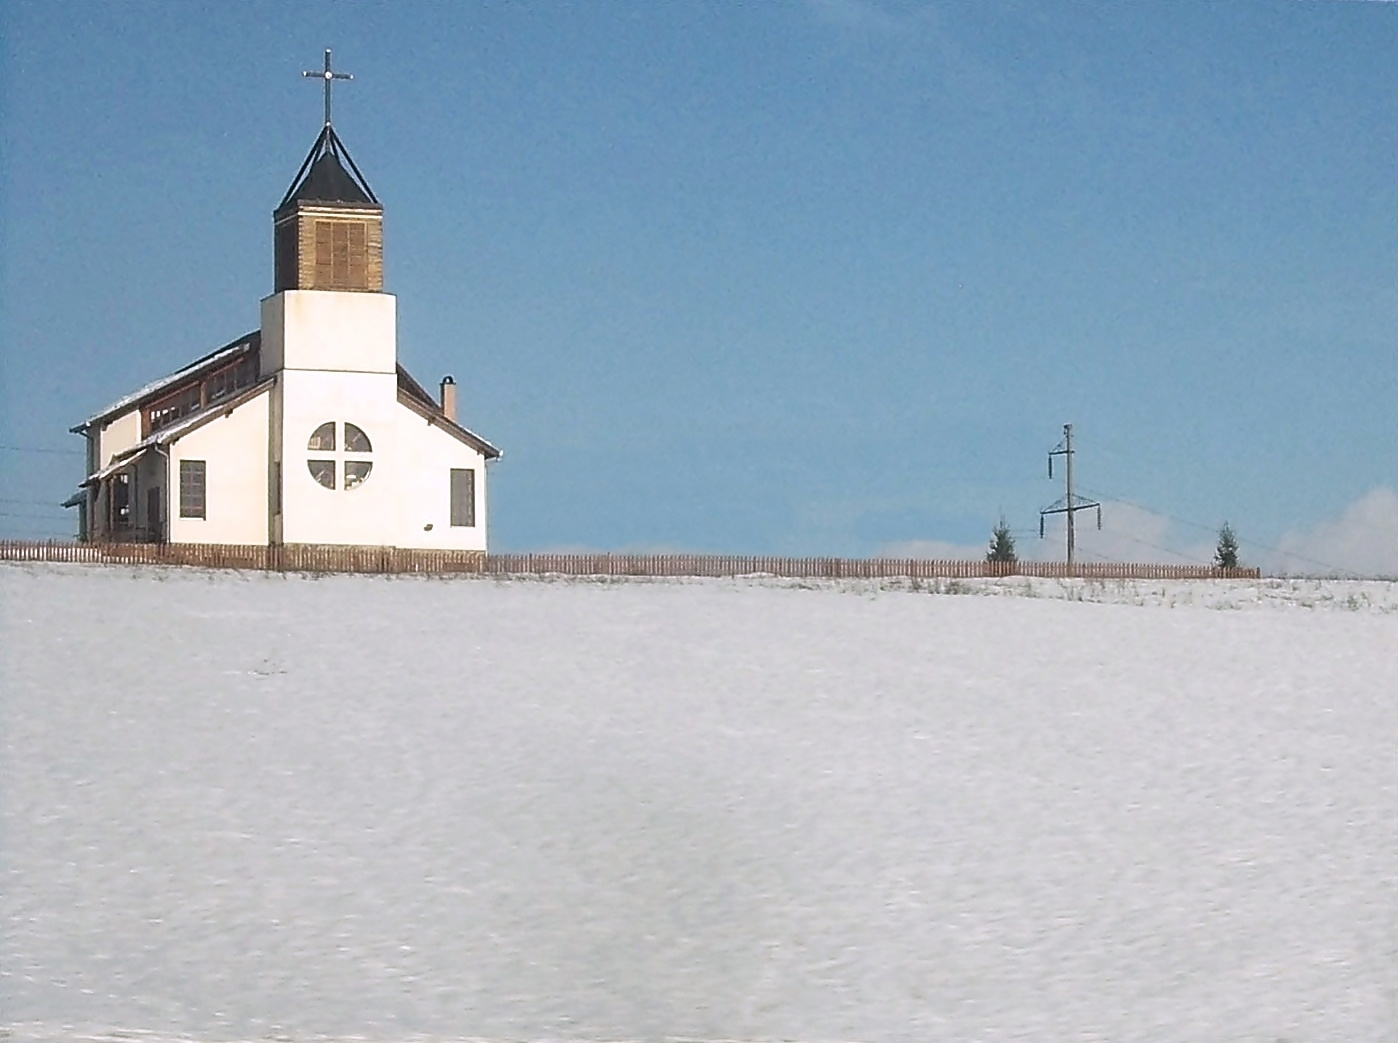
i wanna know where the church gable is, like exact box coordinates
[395,366,502,460]
[69,48,500,552]
[143,379,274,450]
[79,380,273,546]
[397,386,501,460]
[82,379,274,482]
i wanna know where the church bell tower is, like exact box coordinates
[262,49,402,548]
[273,51,383,293]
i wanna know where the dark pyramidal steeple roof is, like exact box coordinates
[277,123,380,215]
[294,150,375,206]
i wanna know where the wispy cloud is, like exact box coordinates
[876,536,990,561]
[877,489,1398,578]
[1038,502,1215,567]
[1267,487,1398,577]
[875,501,1211,566]
[1009,492,1398,577]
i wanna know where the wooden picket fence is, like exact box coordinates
[0,540,487,574]
[0,540,1262,580]
[484,553,1258,580]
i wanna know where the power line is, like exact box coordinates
[1039,508,1214,566]
[1096,528,1212,566]
[1076,486,1224,538]
[1075,484,1359,577]
[0,445,84,457]
[0,506,72,517]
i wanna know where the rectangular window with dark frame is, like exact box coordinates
[180,459,206,519]
[450,468,475,527]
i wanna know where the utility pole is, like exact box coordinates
[1040,423,1101,570]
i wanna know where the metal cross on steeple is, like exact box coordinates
[303,49,352,127]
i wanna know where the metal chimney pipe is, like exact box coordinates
[439,375,457,422]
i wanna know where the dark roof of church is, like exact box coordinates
[291,150,376,207]
[277,123,380,215]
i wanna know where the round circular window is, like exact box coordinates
[307,422,373,490]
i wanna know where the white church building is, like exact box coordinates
[67,55,500,551]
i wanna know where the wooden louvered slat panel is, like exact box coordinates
[288,210,384,291]
[331,222,350,286]
[347,222,366,289]
[314,220,335,286]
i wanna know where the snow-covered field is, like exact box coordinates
[3,563,1397,1043]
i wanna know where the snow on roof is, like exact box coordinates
[74,332,259,432]
[147,382,271,445]
[80,447,154,487]
[78,379,274,486]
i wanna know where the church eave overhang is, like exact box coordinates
[397,391,502,460]
[273,198,382,221]
[73,332,261,432]
[145,378,274,447]
[79,449,152,488]
[80,378,275,484]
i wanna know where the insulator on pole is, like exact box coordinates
[1039,422,1102,566]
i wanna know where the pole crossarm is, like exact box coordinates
[1037,423,1101,562]
[1040,494,1101,517]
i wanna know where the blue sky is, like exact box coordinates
[3,0,1397,570]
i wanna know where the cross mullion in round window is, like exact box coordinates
[307,422,373,490]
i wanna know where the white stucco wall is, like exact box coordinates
[394,404,490,551]
[260,290,397,376]
[259,285,493,550]
[98,410,142,467]
[166,391,270,546]
[276,369,401,547]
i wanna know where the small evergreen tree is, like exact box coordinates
[1215,522,1240,569]
[987,516,1017,563]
